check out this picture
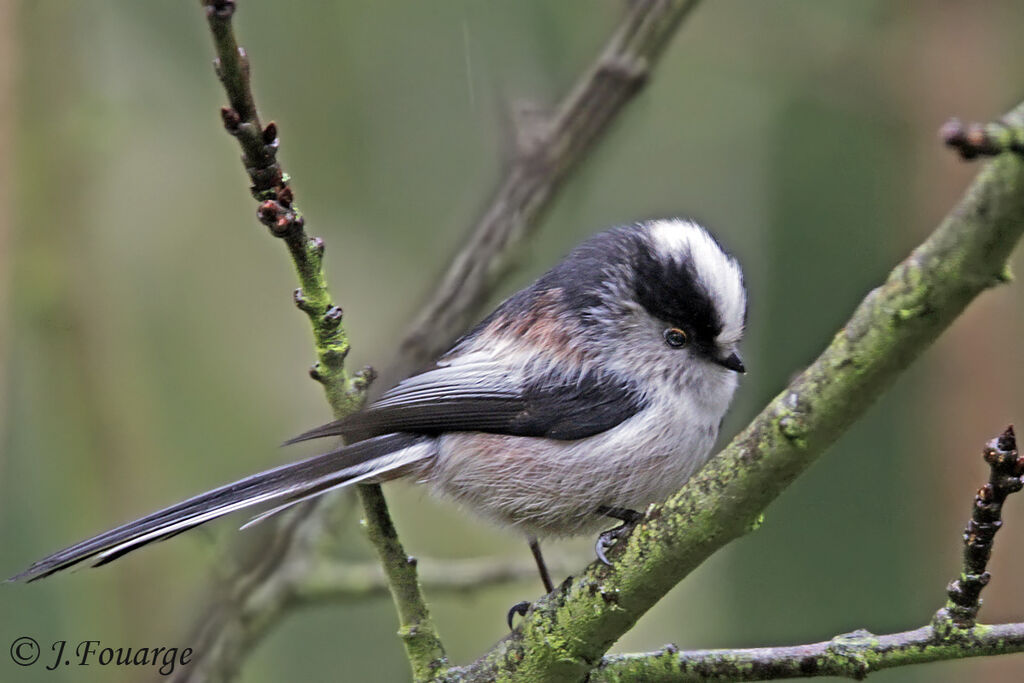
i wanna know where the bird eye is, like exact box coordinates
[663,327,688,348]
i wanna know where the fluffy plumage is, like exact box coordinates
[12,218,746,582]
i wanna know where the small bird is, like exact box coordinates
[11,219,746,594]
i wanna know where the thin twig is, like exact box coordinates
[941,117,1024,160]
[292,554,578,605]
[183,1,436,680]
[589,623,1024,682]
[203,0,369,412]
[356,484,447,679]
[175,499,345,683]
[943,425,1021,627]
[453,102,1024,682]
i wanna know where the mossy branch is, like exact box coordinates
[589,623,1024,682]
[190,0,443,679]
[451,103,1024,682]
[584,427,1024,681]
[356,484,447,679]
[204,0,365,414]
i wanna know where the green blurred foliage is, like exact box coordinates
[3,1,1024,682]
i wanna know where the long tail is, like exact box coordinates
[10,433,434,582]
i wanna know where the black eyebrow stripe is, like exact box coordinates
[631,236,722,345]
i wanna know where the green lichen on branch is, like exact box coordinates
[290,242,369,417]
[199,1,446,679]
[586,425,1024,682]
[588,622,1024,681]
[203,0,364,416]
[358,484,448,680]
[452,103,1024,682]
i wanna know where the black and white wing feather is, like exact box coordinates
[286,357,647,445]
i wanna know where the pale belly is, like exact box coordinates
[424,410,719,538]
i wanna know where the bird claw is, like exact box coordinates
[595,528,622,566]
[595,532,615,566]
[594,516,641,566]
[506,600,531,629]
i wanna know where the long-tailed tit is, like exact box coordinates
[12,219,746,594]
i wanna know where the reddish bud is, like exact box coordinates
[262,121,278,145]
[257,200,279,224]
[278,186,294,207]
[939,118,965,146]
[220,107,241,132]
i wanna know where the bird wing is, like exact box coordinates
[285,356,647,445]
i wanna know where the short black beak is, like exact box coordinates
[716,352,746,374]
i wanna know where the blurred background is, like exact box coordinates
[3,1,1024,681]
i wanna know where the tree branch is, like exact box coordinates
[381,0,704,387]
[203,0,368,414]
[589,623,1024,682]
[453,103,1024,682]
[179,0,706,680]
[945,426,1020,627]
[941,117,1024,160]
[292,555,578,606]
[175,499,351,683]
[586,426,1024,681]
[184,1,443,679]
[356,483,447,680]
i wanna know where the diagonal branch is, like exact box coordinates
[203,0,368,415]
[453,103,1024,682]
[356,482,447,679]
[184,1,441,679]
[588,426,1024,681]
[381,0,704,387]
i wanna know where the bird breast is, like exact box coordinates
[425,380,730,538]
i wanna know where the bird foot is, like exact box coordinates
[594,507,643,566]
